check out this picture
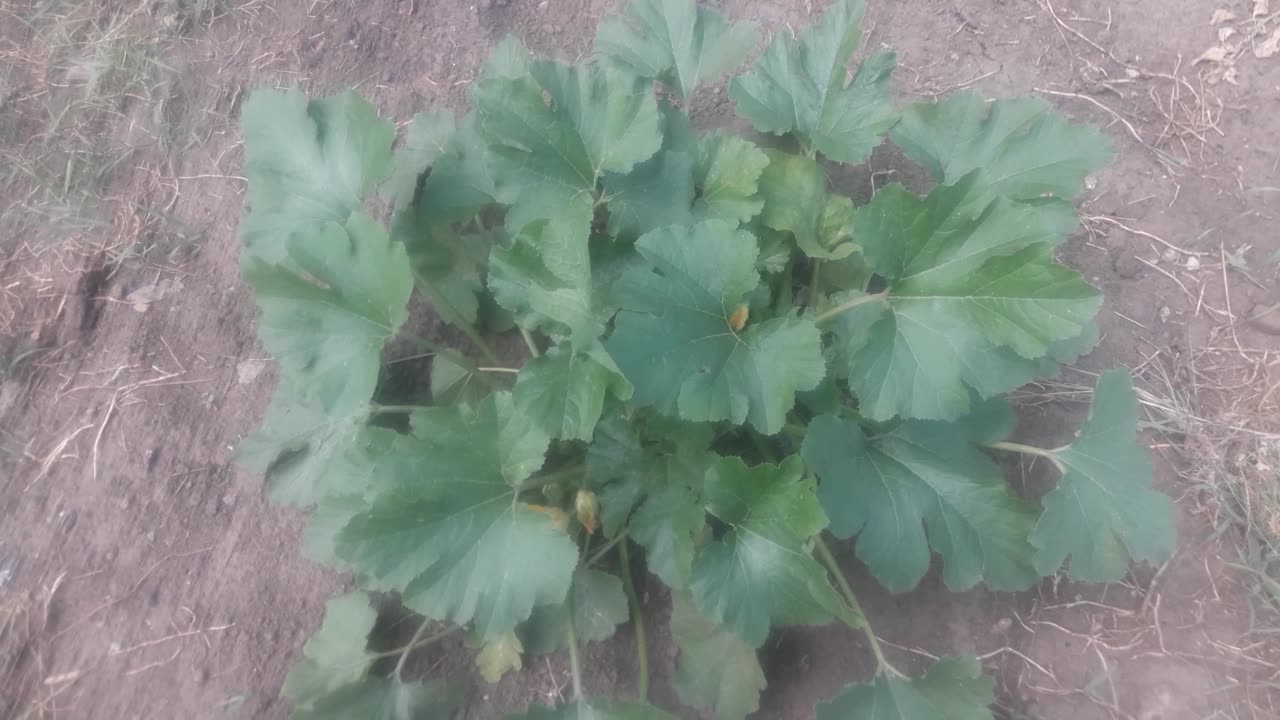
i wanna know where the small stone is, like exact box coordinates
[1161,248,1179,263]
[1125,67,1141,78]
[1185,256,1201,271]
[119,497,130,510]
[1159,306,1172,323]
[222,493,237,507]
[1084,174,1098,191]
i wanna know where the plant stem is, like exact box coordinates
[774,257,794,315]
[984,441,1067,473]
[399,333,503,390]
[618,540,649,701]
[391,618,453,677]
[813,291,888,324]
[585,531,628,566]
[520,326,541,358]
[566,598,584,701]
[815,537,905,678]
[369,402,431,414]
[477,366,520,374]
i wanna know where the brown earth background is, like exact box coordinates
[2,0,1279,718]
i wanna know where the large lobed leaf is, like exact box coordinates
[336,393,579,640]
[606,220,825,434]
[802,404,1038,593]
[692,133,770,225]
[756,150,858,260]
[730,0,896,163]
[829,176,1099,421]
[518,568,629,654]
[815,657,994,720]
[512,342,633,442]
[892,91,1113,203]
[282,593,378,703]
[595,0,758,100]
[242,212,413,416]
[388,111,497,329]
[690,456,856,647]
[1030,371,1176,581]
[671,592,766,720]
[240,90,394,262]
[282,594,461,719]
[235,387,367,507]
[473,42,661,227]
[601,103,697,240]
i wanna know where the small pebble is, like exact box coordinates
[1161,248,1179,263]
[1185,256,1201,271]
[1159,306,1172,323]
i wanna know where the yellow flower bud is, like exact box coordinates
[575,489,600,535]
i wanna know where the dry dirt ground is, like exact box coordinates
[1,0,1279,718]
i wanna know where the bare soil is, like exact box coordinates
[2,0,1278,718]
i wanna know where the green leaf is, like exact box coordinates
[518,568,629,654]
[730,0,896,163]
[815,657,994,720]
[235,387,366,506]
[629,454,708,588]
[303,494,366,565]
[507,700,675,720]
[430,354,491,406]
[892,91,1113,203]
[802,413,1038,593]
[602,103,696,240]
[513,342,633,442]
[473,52,661,226]
[294,678,459,720]
[606,220,825,434]
[240,90,394,262]
[488,200,605,348]
[594,0,758,100]
[384,110,453,212]
[337,393,578,640]
[692,133,769,225]
[393,211,493,329]
[757,150,857,260]
[243,212,413,415]
[587,413,651,537]
[855,178,1079,282]
[477,631,524,683]
[831,179,1100,420]
[1030,371,1176,581]
[388,111,495,219]
[690,456,854,647]
[282,592,377,704]
[388,113,497,329]
[671,592,765,720]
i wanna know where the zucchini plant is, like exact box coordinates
[235,0,1176,717]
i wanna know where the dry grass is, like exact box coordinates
[0,0,219,338]
[1006,333,1280,718]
